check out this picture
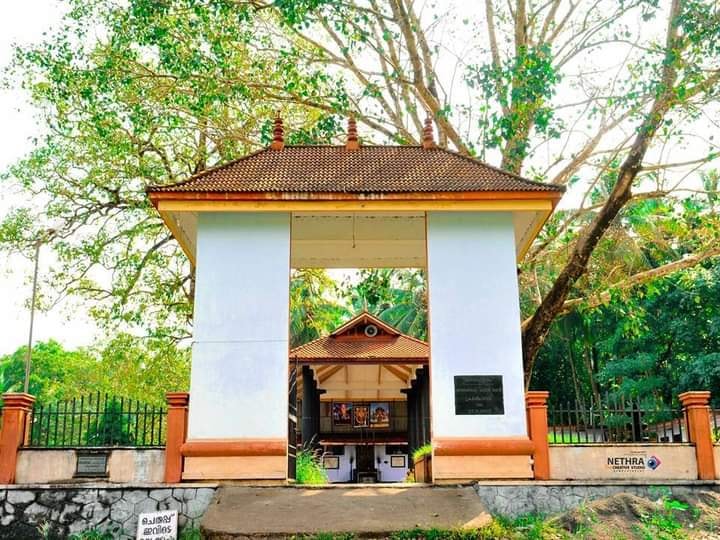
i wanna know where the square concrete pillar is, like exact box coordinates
[427,212,533,481]
[183,213,290,481]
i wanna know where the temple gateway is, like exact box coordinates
[147,116,563,483]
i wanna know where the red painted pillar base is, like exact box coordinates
[164,392,189,483]
[679,391,716,480]
[0,393,36,484]
[526,391,550,480]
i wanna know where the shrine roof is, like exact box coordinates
[148,145,564,196]
[290,311,428,363]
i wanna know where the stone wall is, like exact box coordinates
[474,481,720,517]
[0,484,217,539]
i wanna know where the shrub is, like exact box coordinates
[296,447,328,485]
[412,443,432,461]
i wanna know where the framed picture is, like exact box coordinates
[353,405,369,428]
[323,455,340,469]
[370,402,390,428]
[332,402,353,425]
[390,455,406,468]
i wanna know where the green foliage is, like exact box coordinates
[84,399,135,446]
[412,443,432,461]
[636,491,691,540]
[296,448,328,485]
[67,527,119,539]
[467,44,561,168]
[0,341,98,402]
[531,258,720,408]
[503,514,565,540]
[179,527,204,540]
[89,334,190,407]
[290,270,348,349]
[345,269,427,340]
[0,337,188,406]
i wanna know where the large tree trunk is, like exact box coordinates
[521,0,683,385]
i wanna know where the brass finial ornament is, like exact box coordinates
[270,112,284,150]
[422,112,435,149]
[346,115,360,150]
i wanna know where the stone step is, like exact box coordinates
[201,485,490,538]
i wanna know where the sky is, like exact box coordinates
[0,2,98,355]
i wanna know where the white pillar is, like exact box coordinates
[185,212,290,479]
[427,212,531,480]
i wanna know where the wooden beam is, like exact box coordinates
[383,365,410,383]
[319,365,344,384]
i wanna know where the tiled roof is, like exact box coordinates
[148,145,563,194]
[290,312,428,361]
[290,335,428,360]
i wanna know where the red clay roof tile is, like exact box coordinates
[148,145,563,194]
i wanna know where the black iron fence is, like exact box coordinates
[27,393,166,448]
[548,397,687,444]
[712,409,720,443]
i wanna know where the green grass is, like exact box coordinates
[412,442,432,461]
[296,447,329,485]
[548,432,584,444]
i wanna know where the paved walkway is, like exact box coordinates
[201,485,491,537]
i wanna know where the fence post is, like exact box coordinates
[526,391,550,480]
[0,393,36,484]
[679,391,716,480]
[164,392,189,483]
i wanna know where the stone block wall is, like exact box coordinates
[475,481,720,516]
[0,484,217,539]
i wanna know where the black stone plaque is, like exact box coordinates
[454,375,504,415]
[75,452,109,477]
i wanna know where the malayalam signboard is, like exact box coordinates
[136,510,177,540]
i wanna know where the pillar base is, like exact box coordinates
[183,456,287,480]
[432,455,533,481]
[432,437,534,481]
[181,438,287,481]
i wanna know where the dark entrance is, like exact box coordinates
[355,445,376,482]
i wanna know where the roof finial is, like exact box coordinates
[270,111,284,150]
[346,114,359,150]
[422,112,435,149]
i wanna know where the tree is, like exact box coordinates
[2,0,719,386]
[344,269,427,340]
[531,257,720,407]
[0,337,189,406]
[90,334,190,406]
[289,269,348,348]
[0,341,98,402]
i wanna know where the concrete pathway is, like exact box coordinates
[201,485,491,538]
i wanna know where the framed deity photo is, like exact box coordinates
[323,455,340,470]
[332,402,353,425]
[353,405,369,428]
[370,402,390,428]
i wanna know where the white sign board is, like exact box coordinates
[136,510,178,540]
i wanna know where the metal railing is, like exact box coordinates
[712,410,720,443]
[548,396,687,444]
[27,393,166,448]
